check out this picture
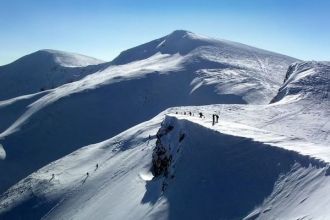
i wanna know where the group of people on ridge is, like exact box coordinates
[212,114,219,126]
[175,110,219,125]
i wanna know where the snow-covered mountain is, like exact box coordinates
[113,30,298,104]
[0,30,298,194]
[0,60,329,219]
[1,30,329,219]
[0,49,105,100]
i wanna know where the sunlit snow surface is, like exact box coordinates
[0,31,329,219]
[0,30,298,195]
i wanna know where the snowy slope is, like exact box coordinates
[0,30,298,194]
[271,61,330,103]
[1,110,329,219]
[113,30,299,104]
[0,61,329,219]
[0,49,105,100]
[171,61,330,160]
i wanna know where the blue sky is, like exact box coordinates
[1,0,329,65]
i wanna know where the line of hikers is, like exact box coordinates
[174,111,219,125]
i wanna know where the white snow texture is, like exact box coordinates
[0,30,329,220]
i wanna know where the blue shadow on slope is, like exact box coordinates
[0,60,245,194]
[142,119,326,220]
[0,194,57,220]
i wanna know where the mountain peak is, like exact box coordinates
[0,49,105,100]
[167,30,210,40]
[38,49,104,67]
[111,30,213,65]
[5,49,104,68]
[111,29,296,66]
[168,29,193,37]
[38,49,65,54]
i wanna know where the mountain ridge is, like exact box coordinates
[0,30,301,194]
[0,30,329,220]
[111,30,298,65]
